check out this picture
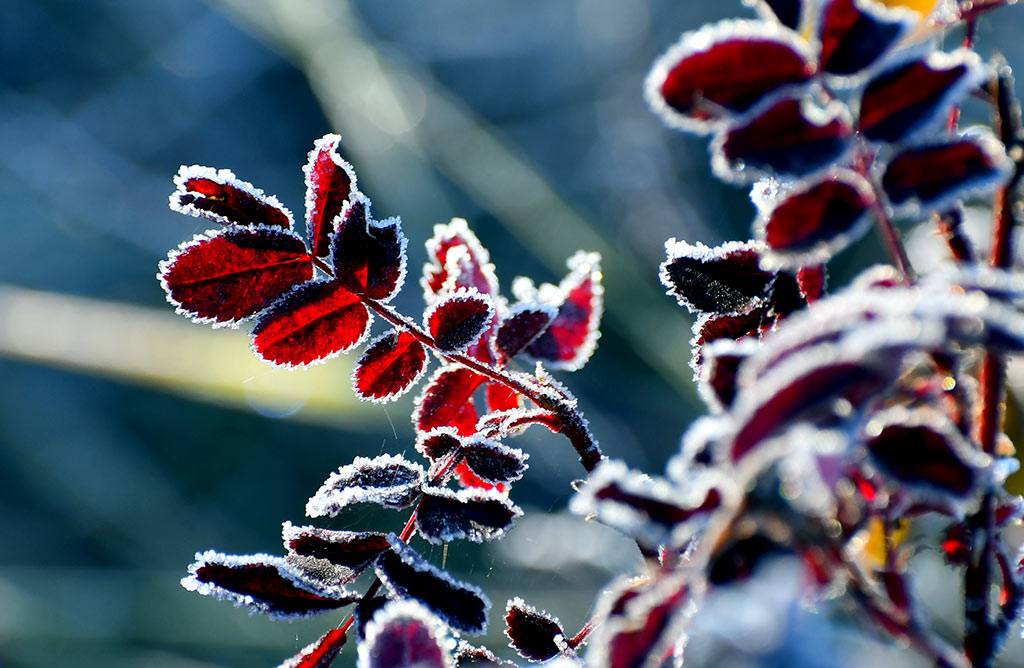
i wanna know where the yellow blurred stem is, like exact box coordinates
[0,284,376,429]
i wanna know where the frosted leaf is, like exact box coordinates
[353,330,430,403]
[303,133,358,258]
[170,164,294,229]
[696,338,758,414]
[416,485,522,544]
[425,288,497,353]
[668,416,730,483]
[453,641,517,667]
[158,226,313,328]
[690,306,767,378]
[863,406,991,513]
[754,169,875,271]
[710,95,855,183]
[306,454,425,518]
[496,303,558,360]
[744,0,805,30]
[571,460,725,550]
[645,19,815,134]
[416,427,464,461]
[857,48,989,144]
[374,537,491,634]
[413,365,487,435]
[422,217,499,303]
[818,0,918,82]
[181,550,358,620]
[881,130,1013,218]
[331,193,408,301]
[523,251,604,371]
[586,572,697,668]
[476,408,561,440]
[660,239,773,315]
[252,279,371,367]
[504,597,567,662]
[282,522,390,582]
[462,438,529,485]
[358,599,453,668]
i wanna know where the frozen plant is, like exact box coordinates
[158,0,1024,666]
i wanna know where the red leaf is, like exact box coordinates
[646,20,815,132]
[252,280,370,366]
[181,551,358,619]
[698,338,756,413]
[425,288,495,353]
[591,574,693,668]
[661,239,775,314]
[413,366,487,434]
[422,217,499,302]
[360,600,451,668]
[278,628,347,668]
[797,265,827,302]
[523,251,604,371]
[485,382,521,412]
[881,132,1012,216]
[495,304,557,360]
[171,165,294,229]
[691,306,766,374]
[865,408,988,500]
[159,226,313,326]
[282,523,390,580]
[818,0,916,78]
[375,538,491,634]
[304,134,357,258]
[858,50,987,144]
[713,95,854,182]
[332,194,407,300]
[504,598,566,662]
[353,330,429,402]
[757,170,874,269]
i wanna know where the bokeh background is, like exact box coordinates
[1,1,1023,666]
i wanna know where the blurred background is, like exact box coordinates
[1,1,1023,666]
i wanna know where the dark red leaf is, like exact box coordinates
[495,304,557,360]
[504,598,566,662]
[881,133,1012,215]
[647,20,815,131]
[413,366,488,434]
[416,486,522,544]
[353,330,429,402]
[454,460,505,492]
[572,460,723,549]
[661,239,774,314]
[713,95,854,181]
[750,0,804,29]
[282,523,390,580]
[454,642,517,667]
[278,628,347,668]
[463,439,529,484]
[729,358,889,463]
[591,574,693,668]
[305,454,425,517]
[698,338,756,412]
[523,252,604,371]
[375,538,491,634]
[426,288,496,353]
[360,600,450,668]
[416,427,464,461]
[865,409,987,499]
[171,165,293,229]
[423,217,499,301]
[331,194,407,300]
[859,50,986,143]
[691,306,767,374]
[304,134,357,258]
[818,0,916,78]
[182,551,358,619]
[757,170,874,269]
[797,265,827,302]
[159,226,313,326]
[252,280,370,366]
